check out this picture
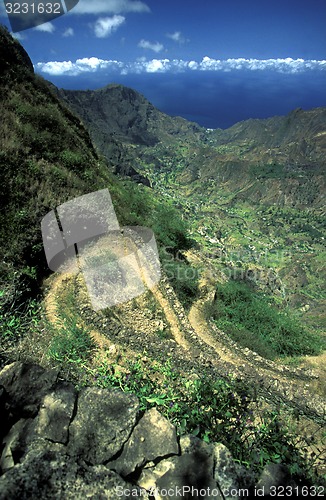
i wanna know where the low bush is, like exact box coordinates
[162,257,199,308]
[0,270,40,346]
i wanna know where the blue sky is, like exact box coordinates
[1,0,326,128]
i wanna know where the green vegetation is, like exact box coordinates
[48,317,96,365]
[0,294,40,343]
[112,181,198,307]
[90,354,323,483]
[0,267,41,347]
[136,144,325,318]
[163,257,199,308]
[210,280,324,359]
[251,163,296,179]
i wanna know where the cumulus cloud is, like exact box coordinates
[188,60,198,70]
[72,0,150,14]
[144,59,170,72]
[63,27,74,37]
[33,22,55,33]
[198,56,326,73]
[138,39,164,53]
[36,57,123,76]
[36,56,326,77]
[93,15,125,37]
[166,31,188,44]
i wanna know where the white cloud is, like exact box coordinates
[33,22,55,33]
[72,0,150,14]
[63,27,74,37]
[166,31,188,44]
[197,56,326,73]
[36,60,76,76]
[36,57,123,76]
[93,15,125,37]
[188,60,198,70]
[145,59,170,72]
[36,56,326,77]
[12,32,26,41]
[138,39,164,53]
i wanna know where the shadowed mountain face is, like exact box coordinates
[59,84,205,185]
[0,26,34,81]
[60,84,204,151]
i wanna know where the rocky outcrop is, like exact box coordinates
[113,163,151,186]
[0,362,296,498]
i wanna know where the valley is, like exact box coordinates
[0,25,325,487]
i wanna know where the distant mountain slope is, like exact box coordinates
[209,107,326,167]
[179,107,326,208]
[213,107,326,145]
[59,84,204,153]
[59,82,325,208]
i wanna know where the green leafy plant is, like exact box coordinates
[162,258,199,308]
[48,318,96,365]
[60,150,87,171]
[0,280,40,342]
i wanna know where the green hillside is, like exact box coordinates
[0,25,193,330]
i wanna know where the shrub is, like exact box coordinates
[150,203,193,252]
[162,258,199,308]
[60,150,86,171]
[0,282,40,343]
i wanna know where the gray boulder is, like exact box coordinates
[109,407,179,476]
[33,380,76,444]
[256,462,296,494]
[67,386,139,464]
[0,362,58,417]
[0,450,149,499]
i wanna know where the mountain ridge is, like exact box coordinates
[60,82,326,155]
[59,83,204,154]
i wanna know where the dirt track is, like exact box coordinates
[43,253,325,470]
